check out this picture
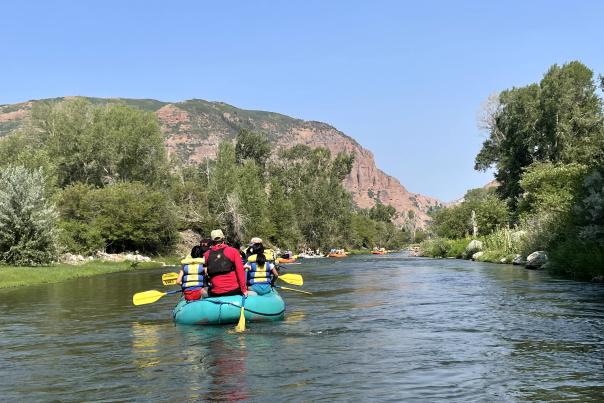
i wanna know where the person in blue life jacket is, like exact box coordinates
[244,237,279,296]
[176,238,210,301]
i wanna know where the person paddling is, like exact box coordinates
[203,229,248,298]
[176,238,210,301]
[244,237,279,295]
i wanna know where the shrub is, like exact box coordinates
[57,182,178,254]
[549,239,604,280]
[0,166,58,265]
[448,238,471,258]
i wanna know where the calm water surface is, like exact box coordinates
[1,254,603,402]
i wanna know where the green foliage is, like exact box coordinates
[235,129,272,168]
[518,162,588,215]
[549,239,604,280]
[420,238,449,258]
[18,99,169,188]
[476,61,604,207]
[0,166,58,265]
[368,201,398,222]
[447,238,471,258]
[431,188,509,238]
[57,182,178,254]
[482,227,526,256]
[574,169,604,245]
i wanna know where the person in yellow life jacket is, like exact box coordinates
[176,238,210,301]
[244,238,279,295]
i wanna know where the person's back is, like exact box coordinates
[177,251,208,301]
[244,238,279,295]
[204,230,247,297]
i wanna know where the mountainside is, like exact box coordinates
[0,97,442,226]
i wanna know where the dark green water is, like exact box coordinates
[1,254,603,402]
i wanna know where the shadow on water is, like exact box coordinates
[1,256,603,401]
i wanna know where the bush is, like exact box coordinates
[420,238,449,258]
[420,238,469,258]
[549,239,604,280]
[0,166,58,265]
[57,182,178,254]
[448,238,471,258]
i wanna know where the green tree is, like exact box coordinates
[431,188,508,238]
[57,182,178,254]
[26,99,169,188]
[518,162,588,216]
[476,61,604,208]
[369,201,397,222]
[0,166,58,265]
[235,129,272,169]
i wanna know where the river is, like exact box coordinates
[1,254,603,402]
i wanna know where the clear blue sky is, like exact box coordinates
[2,1,603,201]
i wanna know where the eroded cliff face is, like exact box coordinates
[155,104,442,226]
[0,97,442,226]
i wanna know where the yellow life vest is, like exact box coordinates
[247,261,273,285]
[182,263,205,290]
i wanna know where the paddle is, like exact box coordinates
[235,296,246,332]
[132,289,182,306]
[162,272,178,285]
[274,285,313,295]
[161,272,303,286]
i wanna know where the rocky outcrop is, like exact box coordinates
[1,97,443,227]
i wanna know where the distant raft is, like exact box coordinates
[172,290,286,325]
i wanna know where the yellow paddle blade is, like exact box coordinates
[235,306,246,332]
[278,286,313,295]
[162,272,178,285]
[278,273,303,286]
[132,290,167,306]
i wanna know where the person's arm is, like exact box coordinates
[270,262,279,278]
[176,268,184,285]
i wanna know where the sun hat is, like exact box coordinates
[250,237,263,244]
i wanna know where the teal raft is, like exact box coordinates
[172,290,286,325]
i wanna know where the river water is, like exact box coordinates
[1,254,603,402]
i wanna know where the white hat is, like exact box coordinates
[211,229,225,241]
[250,237,263,244]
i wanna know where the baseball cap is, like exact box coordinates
[211,229,225,241]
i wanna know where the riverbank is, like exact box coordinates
[417,234,604,282]
[0,258,179,289]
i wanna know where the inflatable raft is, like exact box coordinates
[172,290,286,325]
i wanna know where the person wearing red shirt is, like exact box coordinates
[203,229,248,297]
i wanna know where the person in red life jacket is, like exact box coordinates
[176,238,211,301]
[203,229,248,297]
[244,237,279,296]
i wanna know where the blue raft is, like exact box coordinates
[172,290,286,325]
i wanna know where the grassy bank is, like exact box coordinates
[346,249,372,255]
[419,227,524,264]
[0,259,176,289]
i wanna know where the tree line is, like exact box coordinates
[0,99,411,265]
[426,61,604,279]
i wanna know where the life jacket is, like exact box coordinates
[247,249,275,263]
[206,248,235,278]
[247,261,273,285]
[182,263,205,290]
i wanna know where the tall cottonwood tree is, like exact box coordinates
[475,61,604,208]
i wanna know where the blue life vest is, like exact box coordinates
[182,263,205,290]
[247,261,273,285]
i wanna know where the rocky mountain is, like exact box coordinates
[0,97,443,226]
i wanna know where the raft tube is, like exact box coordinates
[172,290,286,325]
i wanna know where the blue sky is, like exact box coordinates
[2,1,603,201]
